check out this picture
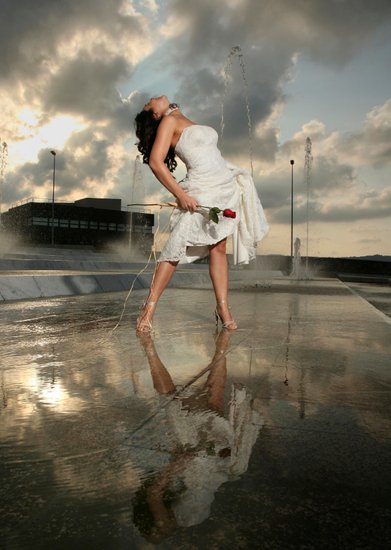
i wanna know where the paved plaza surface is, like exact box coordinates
[1,280,391,549]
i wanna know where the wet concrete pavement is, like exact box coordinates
[344,281,391,320]
[1,280,391,549]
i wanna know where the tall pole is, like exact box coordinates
[290,159,294,260]
[50,150,56,245]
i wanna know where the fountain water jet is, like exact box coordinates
[290,137,314,281]
[290,237,304,279]
[221,45,254,177]
[304,137,313,278]
[0,141,8,228]
[221,46,272,285]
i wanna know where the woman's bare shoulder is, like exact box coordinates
[158,115,178,131]
[158,114,196,144]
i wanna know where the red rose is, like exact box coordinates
[223,209,236,219]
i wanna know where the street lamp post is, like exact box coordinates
[50,150,56,245]
[290,159,295,261]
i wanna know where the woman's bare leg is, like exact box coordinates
[138,333,176,394]
[208,239,237,329]
[136,260,178,331]
[205,330,231,413]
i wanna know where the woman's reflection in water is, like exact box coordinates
[133,330,263,543]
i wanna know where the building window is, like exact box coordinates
[89,221,98,229]
[99,222,108,231]
[60,219,69,228]
[70,220,79,228]
[108,223,117,231]
[32,217,49,226]
[133,224,152,234]
[79,220,88,228]
[117,224,126,232]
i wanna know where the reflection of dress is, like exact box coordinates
[128,383,263,528]
[159,125,269,265]
[168,384,263,527]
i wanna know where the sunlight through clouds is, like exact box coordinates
[10,115,88,166]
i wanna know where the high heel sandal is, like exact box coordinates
[214,299,238,330]
[136,301,156,333]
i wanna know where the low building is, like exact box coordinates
[0,198,154,252]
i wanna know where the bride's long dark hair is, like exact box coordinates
[134,109,177,173]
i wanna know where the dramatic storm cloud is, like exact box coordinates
[1,0,391,257]
[1,0,153,204]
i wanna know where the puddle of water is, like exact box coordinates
[1,287,391,547]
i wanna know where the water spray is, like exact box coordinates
[129,155,143,255]
[0,141,8,226]
[304,137,313,276]
[221,45,254,177]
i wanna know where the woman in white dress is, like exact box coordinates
[134,95,269,333]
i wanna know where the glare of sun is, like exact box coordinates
[10,114,87,166]
[18,108,39,130]
[39,115,86,148]
[40,381,66,407]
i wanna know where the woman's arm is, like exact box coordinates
[149,117,198,212]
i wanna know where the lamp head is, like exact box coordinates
[50,150,56,156]
[290,159,294,165]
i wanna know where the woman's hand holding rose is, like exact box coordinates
[177,192,199,212]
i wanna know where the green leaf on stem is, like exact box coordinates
[209,207,221,224]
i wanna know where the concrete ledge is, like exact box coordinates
[0,276,43,301]
[0,258,153,272]
[0,273,149,301]
[337,273,391,285]
[0,268,283,302]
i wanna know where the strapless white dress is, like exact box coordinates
[159,125,269,265]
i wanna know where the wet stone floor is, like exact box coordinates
[1,282,391,549]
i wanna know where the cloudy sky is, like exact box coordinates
[1,0,391,257]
